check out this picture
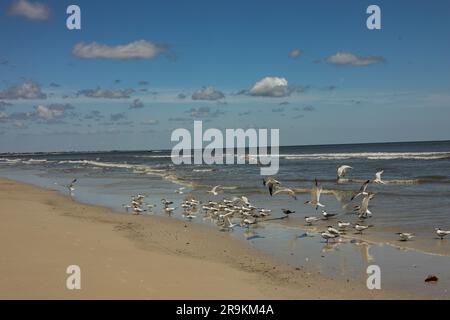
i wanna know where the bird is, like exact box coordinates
[337,221,351,230]
[354,223,370,234]
[350,180,370,201]
[132,207,144,215]
[305,216,320,225]
[207,185,221,196]
[263,177,280,196]
[435,227,450,240]
[273,187,297,200]
[164,207,176,214]
[374,170,385,184]
[161,199,174,208]
[304,179,324,210]
[175,187,185,194]
[322,210,337,220]
[66,179,77,193]
[282,209,295,216]
[354,194,373,219]
[321,231,339,243]
[223,215,236,229]
[327,226,340,236]
[396,232,415,241]
[241,217,257,227]
[337,165,352,181]
[237,196,250,206]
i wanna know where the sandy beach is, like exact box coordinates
[0,177,412,300]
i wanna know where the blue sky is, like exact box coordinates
[0,0,449,152]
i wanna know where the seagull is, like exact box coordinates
[304,179,324,210]
[374,170,385,184]
[435,227,450,240]
[350,180,370,201]
[223,215,236,229]
[354,223,370,234]
[132,207,144,215]
[321,231,339,243]
[273,187,297,200]
[161,199,174,207]
[282,209,295,216]
[175,187,185,194]
[241,217,257,227]
[263,177,280,196]
[354,194,373,219]
[337,165,353,181]
[164,207,176,214]
[207,185,221,196]
[337,221,351,230]
[66,179,77,192]
[396,232,415,241]
[327,226,341,236]
[322,210,337,220]
[305,216,320,225]
[238,196,250,206]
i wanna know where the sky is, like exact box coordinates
[0,0,449,152]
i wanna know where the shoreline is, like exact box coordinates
[0,177,413,299]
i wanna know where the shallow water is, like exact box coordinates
[1,141,450,298]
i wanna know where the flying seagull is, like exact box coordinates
[354,194,373,219]
[337,165,353,181]
[273,187,297,200]
[350,179,370,201]
[207,185,221,196]
[263,177,281,196]
[304,179,324,210]
[66,179,77,192]
[175,187,185,194]
[374,170,385,184]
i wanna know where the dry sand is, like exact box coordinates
[0,177,412,299]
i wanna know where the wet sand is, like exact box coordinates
[0,177,416,299]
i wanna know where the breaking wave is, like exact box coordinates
[282,152,450,161]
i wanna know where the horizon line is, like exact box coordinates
[1,138,449,155]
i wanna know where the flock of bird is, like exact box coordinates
[62,165,450,244]
[261,165,450,243]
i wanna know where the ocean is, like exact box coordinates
[1,140,450,297]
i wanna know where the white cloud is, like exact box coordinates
[326,52,385,66]
[8,0,50,21]
[249,77,289,97]
[78,87,134,99]
[35,104,74,121]
[129,98,144,109]
[192,86,225,101]
[0,81,47,100]
[288,48,303,59]
[36,105,63,120]
[73,40,168,60]
[141,119,159,125]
